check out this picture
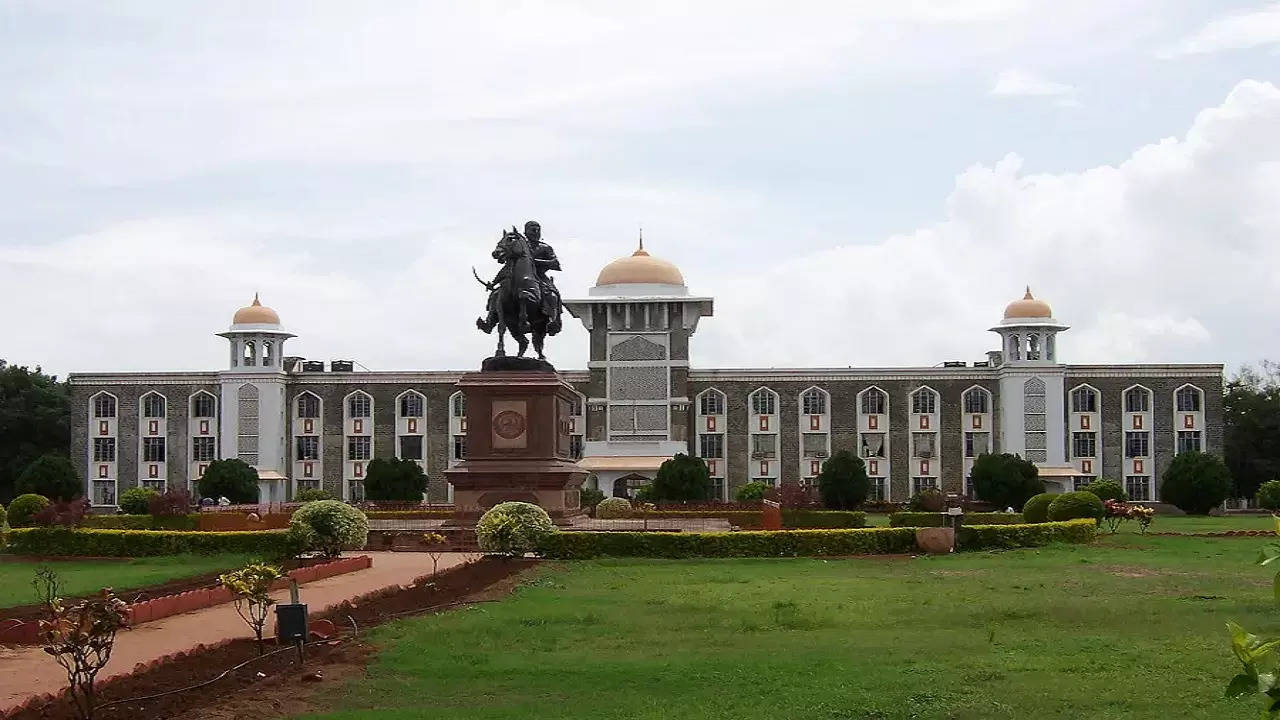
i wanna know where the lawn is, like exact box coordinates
[863,512,1276,533]
[0,554,258,609]
[303,533,1279,719]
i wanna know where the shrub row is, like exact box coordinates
[82,514,201,531]
[622,509,865,529]
[887,512,1023,528]
[4,527,290,557]
[956,518,1097,550]
[538,527,917,559]
[537,518,1096,559]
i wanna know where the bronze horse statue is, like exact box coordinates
[476,227,554,360]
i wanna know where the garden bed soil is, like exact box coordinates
[1,556,534,720]
[0,557,328,624]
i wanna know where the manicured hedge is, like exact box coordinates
[4,527,290,557]
[82,514,201,531]
[538,527,918,559]
[887,512,1023,527]
[365,510,456,520]
[622,509,865,529]
[957,518,1096,550]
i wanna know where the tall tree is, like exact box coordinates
[363,457,429,502]
[1224,361,1280,500]
[817,450,870,510]
[651,454,712,502]
[0,361,70,503]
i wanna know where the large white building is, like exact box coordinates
[70,243,1222,506]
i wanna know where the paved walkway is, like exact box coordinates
[0,551,479,712]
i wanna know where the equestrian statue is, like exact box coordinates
[475,220,564,361]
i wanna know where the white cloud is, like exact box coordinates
[1163,2,1280,56]
[989,69,1078,105]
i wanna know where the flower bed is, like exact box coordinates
[3,527,290,557]
[887,512,1023,528]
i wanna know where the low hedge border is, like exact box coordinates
[537,527,916,559]
[626,509,865,529]
[537,518,1096,559]
[957,518,1097,549]
[4,527,289,557]
[888,512,1023,528]
[82,514,200,531]
[365,510,456,520]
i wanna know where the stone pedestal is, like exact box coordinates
[445,368,587,525]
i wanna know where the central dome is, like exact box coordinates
[595,244,685,287]
[1003,287,1053,320]
[232,293,281,326]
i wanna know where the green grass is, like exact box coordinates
[864,512,1275,533]
[0,554,257,608]
[302,534,1280,719]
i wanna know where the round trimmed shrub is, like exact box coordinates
[289,500,369,558]
[1257,480,1280,511]
[475,502,555,556]
[595,497,632,519]
[120,487,160,515]
[294,488,335,503]
[1047,491,1105,523]
[8,494,51,528]
[906,488,945,512]
[1022,493,1056,524]
[1160,451,1232,515]
[1083,479,1127,503]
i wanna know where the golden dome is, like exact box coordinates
[232,293,281,325]
[595,242,685,287]
[1003,287,1053,320]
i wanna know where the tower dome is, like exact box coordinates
[231,293,281,327]
[596,244,686,288]
[1003,287,1053,321]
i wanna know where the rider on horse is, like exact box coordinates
[476,220,563,336]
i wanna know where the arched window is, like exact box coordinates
[1010,334,1021,360]
[142,393,166,418]
[1124,386,1151,413]
[1176,385,1202,412]
[242,341,256,366]
[451,392,466,418]
[399,391,425,418]
[347,392,372,418]
[801,387,828,415]
[261,341,274,367]
[1071,386,1098,413]
[191,392,216,418]
[910,387,937,415]
[297,393,321,418]
[962,387,989,414]
[93,393,117,418]
[860,387,887,415]
[698,389,726,416]
[750,388,778,415]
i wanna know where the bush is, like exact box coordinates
[82,514,200,531]
[579,486,605,511]
[6,527,291,557]
[906,488,946,512]
[8,493,50,528]
[817,450,870,510]
[15,454,81,501]
[1257,480,1280,511]
[34,497,89,527]
[0,502,5,527]
[956,518,1097,549]
[633,484,656,503]
[735,481,771,502]
[1047,491,1105,523]
[363,457,429,502]
[197,459,259,504]
[595,497,632,519]
[610,509,865,529]
[475,502,555,556]
[1021,493,1056,524]
[1083,479,1127,503]
[888,512,1022,528]
[971,453,1044,510]
[1160,451,1233,515]
[149,488,193,517]
[289,500,369,558]
[295,488,335,503]
[119,487,159,515]
[651,454,713,502]
[538,527,918,559]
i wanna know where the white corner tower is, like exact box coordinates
[215,294,295,504]
[990,288,1074,490]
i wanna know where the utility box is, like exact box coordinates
[275,603,309,644]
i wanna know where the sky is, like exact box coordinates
[2,1,1279,377]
